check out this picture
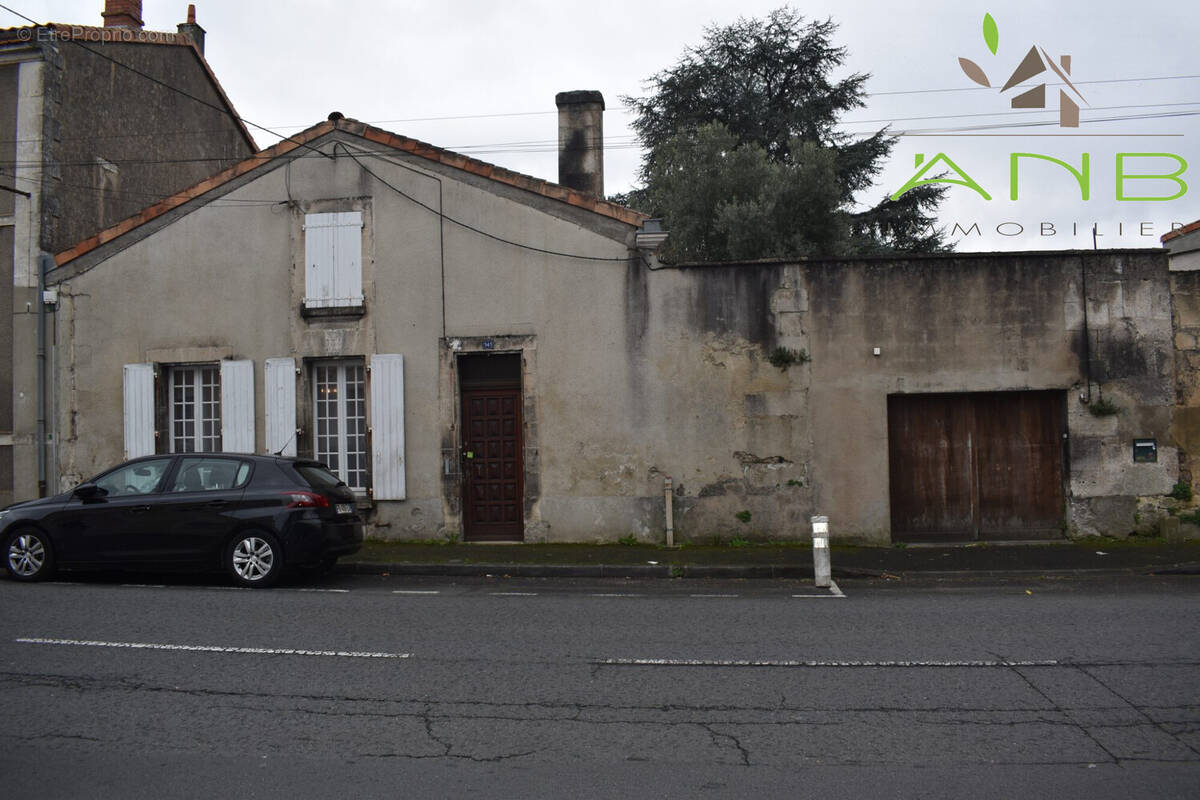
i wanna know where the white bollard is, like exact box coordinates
[811,515,831,588]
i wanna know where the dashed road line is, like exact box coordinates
[16,637,410,659]
[597,658,1060,668]
[392,590,441,595]
[792,581,846,599]
[489,592,539,596]
[298,588,350,593]
[589,593,643,597]
[690,594,740,598]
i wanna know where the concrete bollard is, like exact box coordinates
[811,515,831,588]
[664,477,674,548]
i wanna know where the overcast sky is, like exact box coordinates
[12,1,1200,251]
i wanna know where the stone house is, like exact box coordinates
[0,0,255,506]
[43,92,1193,545]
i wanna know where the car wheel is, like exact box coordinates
[4,528,56,581]
[225,531,282,588]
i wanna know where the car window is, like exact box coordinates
[94,459,173,497]
[170,458,251,493]
[294,464,345,489]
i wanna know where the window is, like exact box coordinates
[169,457,251,493]
[124,360,255,459]
[169,365,221,453]
[304,211,363,309]
[313,361,368,491]
[94,458,172,497]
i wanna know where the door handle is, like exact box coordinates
[129,505,152,514]
[205,500,228,508]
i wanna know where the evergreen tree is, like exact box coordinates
[622,7,947,262]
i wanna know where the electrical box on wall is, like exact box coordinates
[1133,438,1158,463]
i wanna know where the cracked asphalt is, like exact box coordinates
[1,571,1198,798]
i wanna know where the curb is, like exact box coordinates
[338,561,1200,580]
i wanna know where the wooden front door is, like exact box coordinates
[459,355,524,541]
[888,391,1066,541]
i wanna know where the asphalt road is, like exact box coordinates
[1,571,1198,798]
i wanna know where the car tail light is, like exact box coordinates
[281,491,329,509]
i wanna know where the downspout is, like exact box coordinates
[1080,252,1092,404]
[36,252,53,497]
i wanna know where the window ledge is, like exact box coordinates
[301,303,366,320]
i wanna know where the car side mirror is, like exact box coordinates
[73,483,108,502]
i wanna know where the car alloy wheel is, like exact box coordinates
[5,529,54,581]
[227,532,281,587]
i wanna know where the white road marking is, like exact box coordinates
[120,584,167,589]
[298,588,349,593]
[392,590,441,595]
[598,658,1060,668]
[489,592,538,596]
[590,593,643,597]
[16,638,410,659]
[690,594,739,598]
[792,581,846,599]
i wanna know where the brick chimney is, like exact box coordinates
[555,90,604,197]
[102,0,144,29]
[177,4,206,54]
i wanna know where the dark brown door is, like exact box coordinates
[459,355,524,541]
[888,391,1065,542]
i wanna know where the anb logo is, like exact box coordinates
[891,13,1188,204]
[957,13,1086,128]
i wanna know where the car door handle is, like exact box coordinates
[205,500,228,508]
[129,505,152,514]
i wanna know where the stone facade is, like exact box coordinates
[44,111,1193,546]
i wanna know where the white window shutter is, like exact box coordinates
[334,211,363,306]
[370,353,406,500]
[123,363,155,459]
[264,358,297,456]
[220,359,255,453]
[304,211,363,308]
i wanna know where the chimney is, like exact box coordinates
[102,0,144,29]
[555,90,604,197]
[177,4,206,54]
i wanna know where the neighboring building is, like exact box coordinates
[1164,220,1200,498]
[44,95,1192,545]
[0,0,255,506]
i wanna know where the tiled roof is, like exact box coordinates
[55,116,646,266]
[0,23,256,152]
[1162,219,1200,243]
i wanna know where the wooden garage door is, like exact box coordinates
[888,391,1065,541]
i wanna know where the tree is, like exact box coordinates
[622,7,947,262]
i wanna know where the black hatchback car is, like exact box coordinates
[1,454,363,587]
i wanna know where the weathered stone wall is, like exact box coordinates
[47,126,1182,544]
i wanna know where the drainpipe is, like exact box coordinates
[36,253,54,497]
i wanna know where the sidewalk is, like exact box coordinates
[341,538,1200,580]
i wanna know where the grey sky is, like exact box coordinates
[16,1,1200,251]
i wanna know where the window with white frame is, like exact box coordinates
[169,365,221,453]
[312,361,368,491]
[304,211,363,308]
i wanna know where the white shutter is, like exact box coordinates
[369,353,406,500]
[264,358,297,456]
[123,363,155,459]
[333,211,363,306]
[220,359,255,453]
[304,211,363,308]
